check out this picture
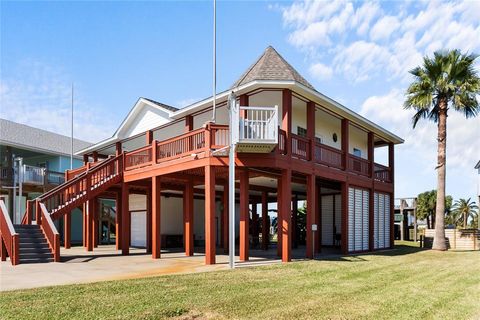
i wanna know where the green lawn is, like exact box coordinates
[1,242,479,319]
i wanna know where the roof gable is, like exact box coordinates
[231,46,316,90]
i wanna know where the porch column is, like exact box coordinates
[307,101,316,161]
[368,132,374,178]
[280,168,292,262]
[316,184,321,253]
[64,212,71,249]
[239,94,248,118]
[292,195,298,249]
[86,199,94,252]
[389,143,395,248]
[115,191,122,250]
[342,119,349,170]
[341,182,349,254]
[146,130,153,145]
[306,174,316,259]
[146,188,152,254]
[205,165,216,265]
[183,178,194,256]
[82,203,87,247]
[93,198,98,248]
[115,142,122,156]
[252,202,259,248]
[222,182,229,253]
[121,183,130,255]
[185,115,193,132]
[152,176,161,259]
[276,178,283,257]
[239,169,249,261]
[282,89,292,156]
[261,191,269,250]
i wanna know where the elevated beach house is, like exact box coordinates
[1,47,403,265]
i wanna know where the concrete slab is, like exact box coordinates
[0,245,341,291]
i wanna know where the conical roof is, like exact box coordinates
[231,46,315,90]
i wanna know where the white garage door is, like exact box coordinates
[374,192,391,249]
[348,187,369,252]
[131,211,146,248]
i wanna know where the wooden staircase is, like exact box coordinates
[12,155,124,264]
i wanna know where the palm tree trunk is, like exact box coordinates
[432,100,448,251]
[463,212,467,229]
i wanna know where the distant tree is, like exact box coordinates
[405,50,480,250]
[451,198,478,229]
[416,190,452,229]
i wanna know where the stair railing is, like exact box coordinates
[0,200,19,265]
[37,202,60,262]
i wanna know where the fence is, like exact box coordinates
[423,229,479,250]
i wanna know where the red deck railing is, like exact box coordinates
[291,134,310,160]
[374,163,392,182]
[314,143,343,169]
[0,200,19,265]
[38,202,60,262]
[278,129,287,155]
[348,154,371,176]
[157,127,206,162]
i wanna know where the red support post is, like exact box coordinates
[93,198,98,248]
[115,191,122,250]
[152,176,161,259]
[316,182,321,253]
[239,169,249,261]
[86,199,94,252]
[368,132,374,178]
[82,203,86,247]
[185,115,193,132]
[389,143,395,249]
[64,212,71,249]
[306,174,316,259]
[342,119,349,170]
[222,182,229,253]
[261,191,269,251]
[92,151,98,163]
[277,177,283,257]
[146,130,153,145]
[146,188,152,254]
[282,89,292,156]
[121,183,130,255]
[205,165,216,265]
[341,182,349,254]
[115,142,122,156]
[183,178,194,256]
[307,101,316,161]
[281,169,292,262]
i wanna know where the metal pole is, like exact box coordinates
[17,158,22,224]
[12,157,17,222]
[71,83,74,170]
[211,0,216,123]
[228,92,237,269]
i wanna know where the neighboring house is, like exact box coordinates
[0,118,91,242]
[3,46,404,265]
[394,198,422,241]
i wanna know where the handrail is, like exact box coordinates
[291,133,310,160]
[38,202,60,262]
[0,200,19,265]
[314,142,343,169]
[348,154,371,176]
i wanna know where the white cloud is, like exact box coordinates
[0,60,115,143]
[370,16,400,41]
[309,62,333,80]
[281,0,480,83]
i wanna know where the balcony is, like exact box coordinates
[0,165,65,187]
[236,106,278,153]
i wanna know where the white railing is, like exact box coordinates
[239,106,278,143]
[22,165,45,185]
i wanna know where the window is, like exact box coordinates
[315,136,322,144]
[353,148,362,157]
[297,126,307,137]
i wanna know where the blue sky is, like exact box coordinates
[1,1,479,202]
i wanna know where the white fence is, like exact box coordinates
[238,106,278,143]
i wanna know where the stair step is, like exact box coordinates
[20,239,48,245]
[19,258,54,264]
[20,247,52,254]
[20,252,53,259]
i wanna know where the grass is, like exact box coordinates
[1,242,479,319]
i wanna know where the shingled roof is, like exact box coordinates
[0,118,92,157]
[142,98,178,112]
[231,46,316,91]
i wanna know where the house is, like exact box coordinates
[1,46,403,265]
[0,118,91,245]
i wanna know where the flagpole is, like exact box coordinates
[71,83,74,170]
[211,0,216,123]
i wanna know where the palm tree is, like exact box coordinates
[451,198,478,229]
[404,50,480,250]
